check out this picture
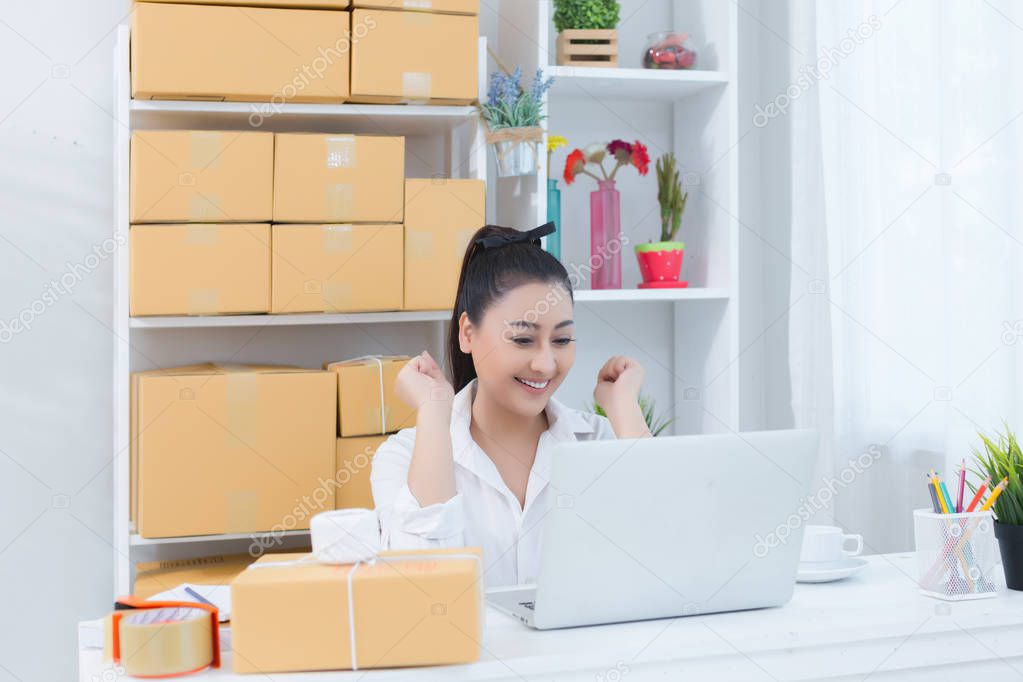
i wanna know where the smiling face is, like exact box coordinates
[458,280,576,417]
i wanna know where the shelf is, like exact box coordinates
[130,100,479,135]
[575,287,729,302]
[546,66,728,101]
[130,310,452,329]
[130,530,309,546]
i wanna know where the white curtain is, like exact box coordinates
[786,0,1023,553]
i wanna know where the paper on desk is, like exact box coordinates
[149,583,231,622]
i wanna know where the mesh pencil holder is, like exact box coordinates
[913,508,999,601]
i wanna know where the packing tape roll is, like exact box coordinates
[114,606,215,677]
[325,135,356,169]
[190,131,221,169]
[402,72,432,102]
[310,509,381,564]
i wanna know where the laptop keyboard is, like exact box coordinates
[518,600,535,611]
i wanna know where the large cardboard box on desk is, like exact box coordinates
[326,356,416,436]
[353,0,477,12]
[138,0,349,7]
[130,224,271,316]
[349,8,478,104]
[273,134,405,223]
[404,178,485,310]
[130,364,336,538]
[231,548,483,673]
[271,224,403,313]
[130,130,273,223]
[335,435,388,508]
[132,2,349,102]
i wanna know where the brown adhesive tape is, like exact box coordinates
[187,289,219,315]
[325,184,354,219]
[190,132,221,169]
[114,607,214,677]
[325,135,356,169]
[323,225,354,252]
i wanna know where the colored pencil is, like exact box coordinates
[939,480,956,515]
[926,474,941,513]
[956,460,966,513]
[965,476,991,512]
[980,477,1008,512]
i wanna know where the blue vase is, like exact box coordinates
[546,178,562,261]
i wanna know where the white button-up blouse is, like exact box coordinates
[370,377,618,587]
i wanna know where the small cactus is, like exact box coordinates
[655,153,687,243]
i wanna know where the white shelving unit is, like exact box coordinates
[112,0,741,595]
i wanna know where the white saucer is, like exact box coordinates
[797,557,868,583]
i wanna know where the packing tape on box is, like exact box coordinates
[225,372,258,447]
[402,72,432,103]
[323,282,354,311]
[188,194,222,221]
[246,510,484,672]
[186,224,219,246]
[325,135,356,169]
[323,225,354,252]
[407,229,435,259]
[190,131,221,169]
[106,598,220,677]
[326,184,355,219]
[328,356,407,433]
[455,227,475,259]
[404,0,433,8]
[188,288,220,315]
[226,489,258,535]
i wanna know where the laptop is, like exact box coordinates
[487,429,819,629]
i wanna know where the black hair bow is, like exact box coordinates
[473,222,556,249]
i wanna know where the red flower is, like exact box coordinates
[607,139,632,164]
[563,149,585,185]
[631,140,650,175]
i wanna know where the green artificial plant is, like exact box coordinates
[971,424,1023,524]
[553,0,621,32]
[589,394,675,437]
[655,153,687,243]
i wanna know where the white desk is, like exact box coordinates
[79,553,1023,681]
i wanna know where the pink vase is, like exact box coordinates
[589,179,622,289]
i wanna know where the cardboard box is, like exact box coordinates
[132,3,349,102]
[327,356,416,435]
[350,9,478,104]
[271,224,403,313]
[138,0,348,7]
[352,0,476,13]
[403,179,484,310]
[335,435,388,508]
[231,548,483,673]
[273,134,405,223]
[130,130,273,223]
[130,224,271,316]
[131,364,336,538]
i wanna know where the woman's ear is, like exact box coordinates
[457,311,473,354]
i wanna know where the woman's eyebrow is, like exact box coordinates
[507,319,575,330]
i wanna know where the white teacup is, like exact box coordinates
[800,525,863,564]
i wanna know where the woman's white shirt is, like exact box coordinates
[370,378,617,587]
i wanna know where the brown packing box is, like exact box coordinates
[335,435,388,508]
[130,224,271,316]
[132,3,349,102]
[231,548,483,673]
[271,224,403,313]
[138,0,349,7]
[273,134,405,223]
[327,357,416,435]
[131,364,336,538]
[134,554,257,601]
[352,0,477,13]
[350,9,478,104]
[403,178,485,310]
[130,130,273,223]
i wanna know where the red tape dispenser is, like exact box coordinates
[108,596,221,678]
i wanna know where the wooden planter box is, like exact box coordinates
[556,29,618,68]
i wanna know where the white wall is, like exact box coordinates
[0,2,785,679]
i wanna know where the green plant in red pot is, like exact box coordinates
[636,152,688,288]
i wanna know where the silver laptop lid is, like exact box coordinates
[533,429,819,629]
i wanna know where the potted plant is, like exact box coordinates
[480,66,554,177]
[589,394,674,436]
[564,139,649,289]
[971,425,1023,590]
[553,0,621,68]
[546,134,568,260]
[636,153,688,289]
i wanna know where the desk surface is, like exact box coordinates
[79,553,1023,681]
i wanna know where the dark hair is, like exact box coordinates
[447,225,573,392]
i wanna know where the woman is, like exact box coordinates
[371,223,652,587]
